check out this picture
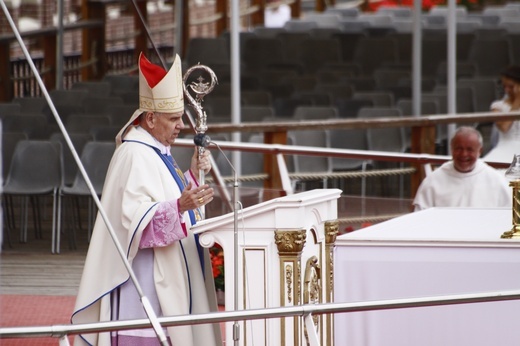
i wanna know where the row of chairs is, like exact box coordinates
[187,32,519,80]
[2,138,115,253]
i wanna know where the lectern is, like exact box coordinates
[192,189,342,346]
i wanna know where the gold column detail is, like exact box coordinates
[303,256,321,345]
[324,219,339,346]
[502,180,520,239]
[275,229,306,346]
[286,264,293,303]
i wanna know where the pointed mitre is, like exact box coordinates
[139,52,184,114]
[116,53,184,145]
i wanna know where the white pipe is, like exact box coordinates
[447,0,457,148]
[412,0,422,116]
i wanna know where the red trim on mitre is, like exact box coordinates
[139,53,166,88]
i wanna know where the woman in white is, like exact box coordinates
[484,65,520,163]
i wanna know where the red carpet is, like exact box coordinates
[0,295,75,345]
[0,295,226,345]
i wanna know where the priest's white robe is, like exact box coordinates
[413,160,511,211]
[71,126,220,346]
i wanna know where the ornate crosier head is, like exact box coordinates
[183,64,218,135]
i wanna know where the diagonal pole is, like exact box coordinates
[0,1,168,344]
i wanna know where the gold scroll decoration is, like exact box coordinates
[303,256,321,346]
[324,219,339,346]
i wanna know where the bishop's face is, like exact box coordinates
[149,111,185,146]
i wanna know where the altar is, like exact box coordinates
[334,207,520,346]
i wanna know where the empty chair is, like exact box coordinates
[241,91,273,106]
[59,141,116,252]
[242,37,284,72]
[457,77,499,112]
[277,32,312,63]
[241,106,275,122]
[283,19,318,32]
[352,37,399,76]
[467,38,512,77]
[0,103,21,116]
[339,19,371,33]
[2,131,27,180]
[185,37,229,67]
[90,125,121,142]
[314,84,354,102]
[332,32,367,62]
[294,91,332,106]
[2,113,49,139]
[65,114,111,133]
[335,98,374,118]
[12,97,47,114]
[293,106,338,120]
[353,91,395,107]
[272,97,313,118]
[305,13,342,28]
[288,129,332,190]
[50,132,93,187]
[71,81,112,97]
[81,96,124,115]
[103,75,139,97]
[297,38,342,74]
[204,97,231,119]
[3,140,62,251]
[253,26,287,38]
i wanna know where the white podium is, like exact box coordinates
[335,207,520,346]
[192,189,342,346]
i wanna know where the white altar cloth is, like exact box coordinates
[334,208,520,346]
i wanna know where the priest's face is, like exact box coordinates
[450,132,482,173]
[149,111,185,146]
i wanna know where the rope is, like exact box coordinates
[338,213,407,225]
[205,167,416,184]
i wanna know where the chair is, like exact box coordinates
[71,81,112,97]
[335,98,374,118]
[242,37,284,72]
[293,106,338,120]
[241,106,275,122]
[314,84,355,103]
[49,132,93,187]
[2,132,27,180]
[352,37,399,76]
[81,95,124,115]
[102,75,139,97]
[3,140,62,251]
[185,37,230,67]
[457,77,499,112]
[1,113,49,139]
[0,103,21,116]
[90,125,120,142]
[332,32,367,62]
[283,19,318,32]
[59,141,115,253]
[241,91,273,106]
[65,114,111,133]
[288,129,332,190]
[352,91,395,107]
[12,97,47,114]
[272,97,313,118]
[467,38,512,77]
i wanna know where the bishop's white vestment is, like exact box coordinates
[71,126,221,346]
[413,160,511,211]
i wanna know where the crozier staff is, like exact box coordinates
[71,53,222,346]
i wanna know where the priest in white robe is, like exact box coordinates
[71,53,222,346]
[414,126,511,211]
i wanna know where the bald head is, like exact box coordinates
[450,126,483,173]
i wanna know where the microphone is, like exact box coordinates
[194,133,211,148]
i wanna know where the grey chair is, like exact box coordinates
[103,75,139,97]
[288,129,332,190]
[185,37,230,67]
[59,141,115,252]
[353,92,395,107]
[241,91,273,106]
[65,114,111,134]
[293,106,338,120]
[468,38,512,77]
[81,96,124,115]
[457,77,499,112]
[1,113,49,139]
[242,37,284,72]
[50,132,93,187]
[3,140,63,251]
[298,38,342,74]
[0,103,21,116]
[12,97,47,114]
[71,81,112,97]
[352,37,399,76]
[241,106,275,122]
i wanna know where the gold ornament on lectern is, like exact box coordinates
[501,154,520,239]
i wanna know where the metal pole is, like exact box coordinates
[447,0,457,148]
[0,2,168,345]
[412,0,422,116]
[230,0,242,177]
[56,0,64,90]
